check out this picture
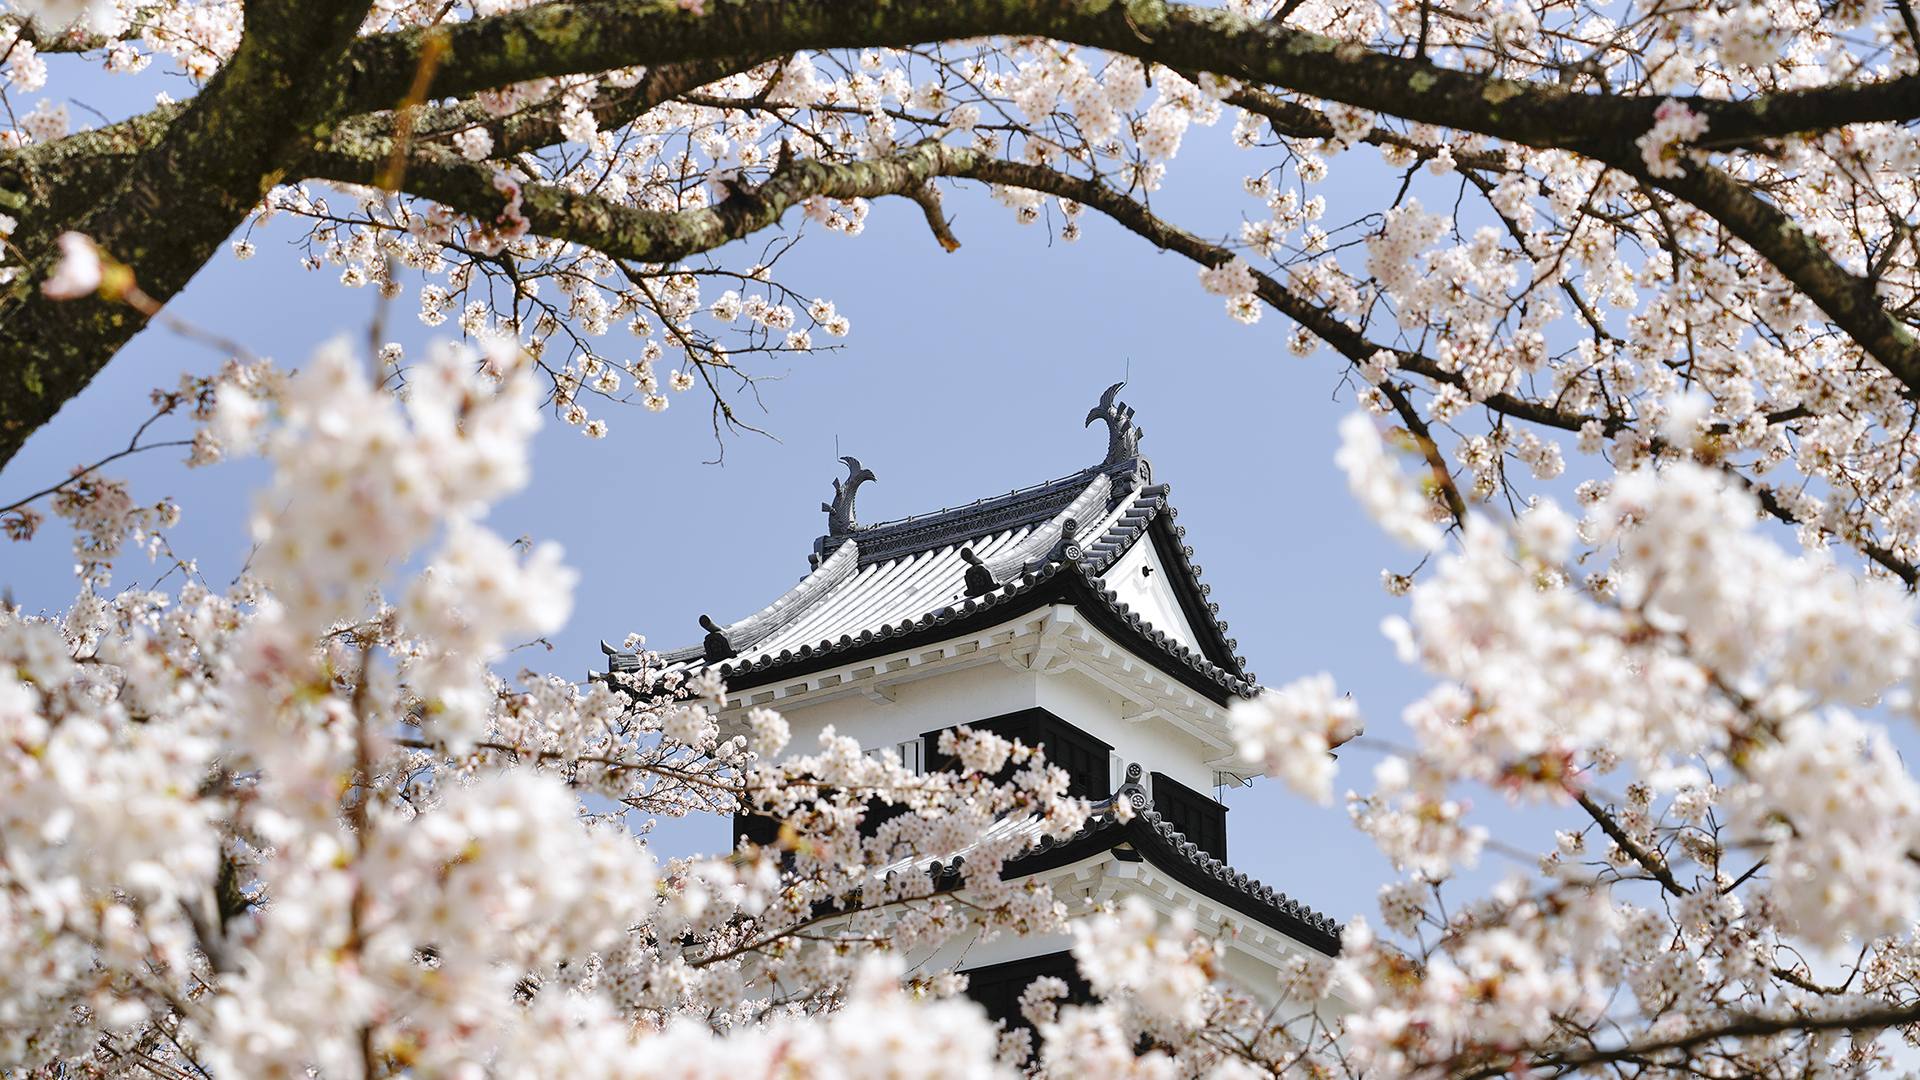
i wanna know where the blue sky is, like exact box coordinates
[1,54,1560,926]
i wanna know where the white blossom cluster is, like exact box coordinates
[0,335,1103,1080]
[1224,419,1920,1077]
[20,0,1920,1072]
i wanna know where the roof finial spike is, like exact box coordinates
[1085,382,1143,465]
[822,455,877,536]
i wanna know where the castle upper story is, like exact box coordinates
[599,384,1345,961]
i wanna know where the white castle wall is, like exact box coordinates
[768,641,1220,797]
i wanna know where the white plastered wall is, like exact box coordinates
[1100,538,1206,655]
[766,648,1220,795]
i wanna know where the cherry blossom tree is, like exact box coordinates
[9,0,1920,1078]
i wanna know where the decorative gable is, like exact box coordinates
[1100,532,1205,655]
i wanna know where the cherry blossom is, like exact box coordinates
[15,0,1920,1074]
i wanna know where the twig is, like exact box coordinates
[907,182,961,252]
[0,394,193,519]
[1573,789,1688,896]
[1377,379,1468,525]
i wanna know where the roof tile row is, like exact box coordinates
[1012,792,1341,954]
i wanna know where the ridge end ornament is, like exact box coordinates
[959,547,998,597]
[1118,761,1150,811]
[1085,381,1144,465]
[823,455,878,536]
[699,614,736,664]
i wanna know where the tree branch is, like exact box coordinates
[967,158,1621,438]
[0,0,378,468]
[306,137,988,264]
[1750,483,1920,586]
[12,0,1920,472]
[1225,84,1511,172]
[1573,789,1688,897]
[337,0,1920,155]
[1651,162,1920,397]
[1527,999,1920,1073]
[1378,378,1468,524]
[325,55,770,166]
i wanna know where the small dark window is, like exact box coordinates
[1150,771,1228,862]
[734,796,911,849]
[963,950,1093,1035]
[923,708,1113,801]
[733,810,782,849]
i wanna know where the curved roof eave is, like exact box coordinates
[1003,800,1343,956]
[709,559,1257,705]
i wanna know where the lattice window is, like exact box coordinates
[923,708,1114,801]
[962,950,1093,1037]
[1151,771,1228,862]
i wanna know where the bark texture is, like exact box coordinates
[4,0,1919,467]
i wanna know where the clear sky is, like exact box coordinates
[2,53,1557,927]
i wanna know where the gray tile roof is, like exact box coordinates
[612,391,1254,701]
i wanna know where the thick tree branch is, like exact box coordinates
[0,103,188,252]
[1652,162,1920,395]
[307,137,982,264]
[0,0,379,467]
[339,0,1920,154]
[335,0,1920,407]
[11,0,1919,472]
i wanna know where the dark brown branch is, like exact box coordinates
[1226,85,1511,172]
[1574,789,1688,897]
[1654,163,1920,398]
[338,0,1920,156]
[1529,999,1920,1073]
[1897,0,1920,57]
[1751,484,1919,586]
[1379,379,1468,524]
[906,181,961,252]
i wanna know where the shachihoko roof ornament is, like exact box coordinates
[822,455,877,537]
[1085,381,1143,468]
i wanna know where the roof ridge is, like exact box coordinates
[985,473,1112,581]
[720,538,862,655]
[860,464,1107,533]
[813,459,1148,568]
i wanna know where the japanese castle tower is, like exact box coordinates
[605,385,1340,1022]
